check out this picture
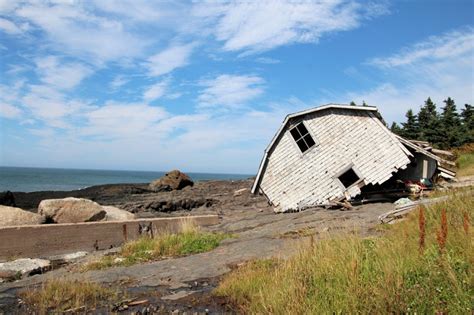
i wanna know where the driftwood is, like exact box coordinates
[379,195,450,223]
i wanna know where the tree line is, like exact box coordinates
[388,97,473,150]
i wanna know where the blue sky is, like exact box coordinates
[0,0,473,174]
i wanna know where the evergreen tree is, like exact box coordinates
[461,104,474,143]
[417,97,443,146]
[440,97,462,148]
[401,109,419,139]
[349,101,356,106]
[362,100,368,107]
[390,122,402,135]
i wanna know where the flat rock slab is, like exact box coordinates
[0,258,50,278]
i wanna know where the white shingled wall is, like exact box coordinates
[259,108,411,211]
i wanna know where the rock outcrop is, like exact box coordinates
[0,191,15,207]
[0,258,51,281]
[102,206,135,221]
[38,197,106,223]
[0,205,45,227]
[149,170,194,192]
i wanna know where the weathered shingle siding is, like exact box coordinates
[259,108,410,211]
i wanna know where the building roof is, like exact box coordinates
[251,104,379,194]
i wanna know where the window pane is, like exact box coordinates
[304,134,316,148]
[296,139,308,152]
[338,168,360,188]
[290,127,301,140]
[296,123,308,136]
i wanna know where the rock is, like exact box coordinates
[0,205,45,227]
[102,206,135,221]
[0,270,18,282]
[38,197,106,223]
[0,191,15,207]
[149,170,194,192]
[49,251,88,266]
[161,290,196,301]
[0,258,51,279]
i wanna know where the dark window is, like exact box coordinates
[290,122,316,153]
[338,168,360,188]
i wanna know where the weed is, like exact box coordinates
[419,206,426,253]
[20,279,119,314]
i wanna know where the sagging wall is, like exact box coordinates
[395,152,437,181]
[259,109,411,211]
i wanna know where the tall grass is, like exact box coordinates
[455,143,474,177]
[83,220,230,270]
[215,194,473,314]
[21,279,118,314]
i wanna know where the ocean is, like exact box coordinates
[0,167,253,193]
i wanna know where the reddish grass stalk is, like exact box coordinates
[418,207,426,253]
[436,209,448,254]
[463,211,470,235]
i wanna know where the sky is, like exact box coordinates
[0,0,473,174]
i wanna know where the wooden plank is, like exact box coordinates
[0,215,219,261]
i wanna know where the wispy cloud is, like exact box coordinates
[192,0,389,54]
[198,74,265,110]
[369,27,474,68]
[0,17,24,34]
[143,80,168,102]
[35,56,92,90]
[146,43,195,77]
[255,57,280,64]
[109,75,129,90]
[0,102,22,119]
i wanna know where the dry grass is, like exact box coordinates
[215,194,473,314]
[455,143,474,177]
[20,279,119,314]
[83,220,231,271]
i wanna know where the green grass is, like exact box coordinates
[21,279,119,314]
[83,221,231,270]
[215,193,473,314]
[457,152,474,177]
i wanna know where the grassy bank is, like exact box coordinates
[21,280,119,314]
[83,221,230,270]
[215,193,473,314]
[455,143,474,177]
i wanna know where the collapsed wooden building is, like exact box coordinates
[251,104,455,212]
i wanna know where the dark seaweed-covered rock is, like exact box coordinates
[0,191,15,207]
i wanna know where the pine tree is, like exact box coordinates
[350,101,356,106]
[461,104,474,143]
[390,122,402,135]
[417,97,443,146]
[401,109,419,139]
[440,97,462,148]
[362,101,368,107]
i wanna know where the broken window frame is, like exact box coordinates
[334,164,364,191]
[288,121,317,154]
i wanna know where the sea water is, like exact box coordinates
[0,167,252,192]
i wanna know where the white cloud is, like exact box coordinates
[255,57,280,64]
[109,75,129,90]
[35,56,92,90]
[369,27,474,68]
[0,102,22,119]
[143,80,168,102]
[15,2,149,63]
[0,17,23,34]
[146,43,195,76]
[198,74,265,109]
[343,27,474,124]
[82,102,168,138]
[192,0,388,53]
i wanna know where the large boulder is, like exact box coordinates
[0,191,15,207]
[149,170,194,192]
[0,258,51,280]
[0,205,45,227]
[102,206,135,221]
[38,197,106,223]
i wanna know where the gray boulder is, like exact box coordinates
[0,205,45,227]
[149,170,194,192]
[102,206,135,221]
[38,197,106,223]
